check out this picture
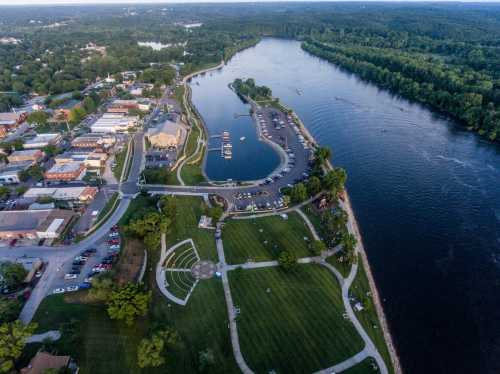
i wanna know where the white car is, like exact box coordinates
[66,285,79,292]
[109,244,120,250]
[64,273,78,280]
[109,232,119,238]
[52,288,65,294]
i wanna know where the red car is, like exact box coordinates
[108,239,120,245]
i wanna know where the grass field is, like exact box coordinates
[223,212,313,264]
[180,162,206,185]
[165,196,218,262]
[343,358,379,373]
[229,265,364,373]
[326,253,352,278]
[350,264,394,374]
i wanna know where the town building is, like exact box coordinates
[23,133,62,149]
[0,161,32,184]
[23,186,98,203]
[53,100,82,121]
[71,134,116,149]
[55,151,107,169]
[21,351,76,374]
[44,162,86,181]
[90,113,138,133]
[0,209,75,240]
[7,149,44,164]
[146,120,185,148]
[0,112,27,138]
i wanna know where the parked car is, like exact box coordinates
[64,273,78,280]
[109,245,120,250]
[52,288,65,294]
[79,282,92,289]
[66,285,79,292]
[109,231,119,238]
[108,239,120,245]
[72,260,84,266]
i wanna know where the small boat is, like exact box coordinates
[296,88,302,95]
[240,136,246,141]
[223,143,232,148]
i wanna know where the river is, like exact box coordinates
[189,38,500,374]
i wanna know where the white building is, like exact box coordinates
[90,113,138,133]
[23,186,98,203]
[23,133,61,149]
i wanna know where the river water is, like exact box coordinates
[190,38,500,374]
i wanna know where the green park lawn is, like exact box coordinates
[228,265,364,373]
[223,212,313,264]
[342,358,380,374]
[165,196,218,262]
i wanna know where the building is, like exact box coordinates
[90,113,138,133]
[55,151,107,169]
[146,120,185,148]
[23,186,98,203]
[0,209,75,240]
[21,352,75,374]
[71,134,116,149]
[7,149,44,164]
[0,112,27,128]
[108,99,151,113]
[53,99,82,121]
[0,161,32,184]
[44,162,86,181]
[24,133,62,149]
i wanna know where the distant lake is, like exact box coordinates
[190,38,500,374]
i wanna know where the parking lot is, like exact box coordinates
[50,226,122,294]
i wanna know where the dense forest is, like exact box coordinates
[0,3,499,140]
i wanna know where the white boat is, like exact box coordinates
[223,143,232,148]
[240,136,246,141]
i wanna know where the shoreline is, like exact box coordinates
[183,59,402,373]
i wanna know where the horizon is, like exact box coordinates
[1,0,500,5]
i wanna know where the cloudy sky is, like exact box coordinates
[0,0,498,4]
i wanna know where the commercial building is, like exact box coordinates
[44,162,86,181]
[0,209,75,240]
[7,149,44,164]
[0,161,32,184]
[71,134,116,149]
[55,151,107,169]
[21,351,75,374]
[23,186,98,203]
[146,120,185,148]
[23,133,62,149]
[90,113,138,133]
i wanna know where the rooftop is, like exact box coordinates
[46,162,84,174]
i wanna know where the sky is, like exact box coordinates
[1,0,499,4]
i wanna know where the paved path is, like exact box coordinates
[26,330,61,344]
[296,207,320,241]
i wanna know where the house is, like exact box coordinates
[0,209,75,240]
[23,186,98,203]
[53,99,82,120]
[90,113,138,133]
[0,112,27,138]
[24,133,62,149]
[44,162,86,181]
[146,120,185,148]
[0,161,32,184]
[21,351,76,374]
[7,149,44,164]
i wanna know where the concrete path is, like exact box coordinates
[296,207,320,241]
[26,330,61,344]
[215,232,254,374]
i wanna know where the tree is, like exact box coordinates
[15,186,28,196]
[42,144,58,158]
[88,273,114,302]
[137,328,180,369]
[198,348,216,371]
[341,232,357,254]
[306,176,322,196]
[11,139,24,151]
[289,183,308,203]
[82,96,97,113]
[0,299,21,324]
[278,250,297,271]
[310,240,327,256]
[0,262,27,291]
[207,206,223,223]
[0,187,10,200]
[314,146,331,166]
[107,283,151,326]
[26,111,49,126]
[20,165,44,182]
[68,107,86,125]
[0,320,37,373]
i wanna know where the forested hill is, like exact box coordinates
[0,3,499,141]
